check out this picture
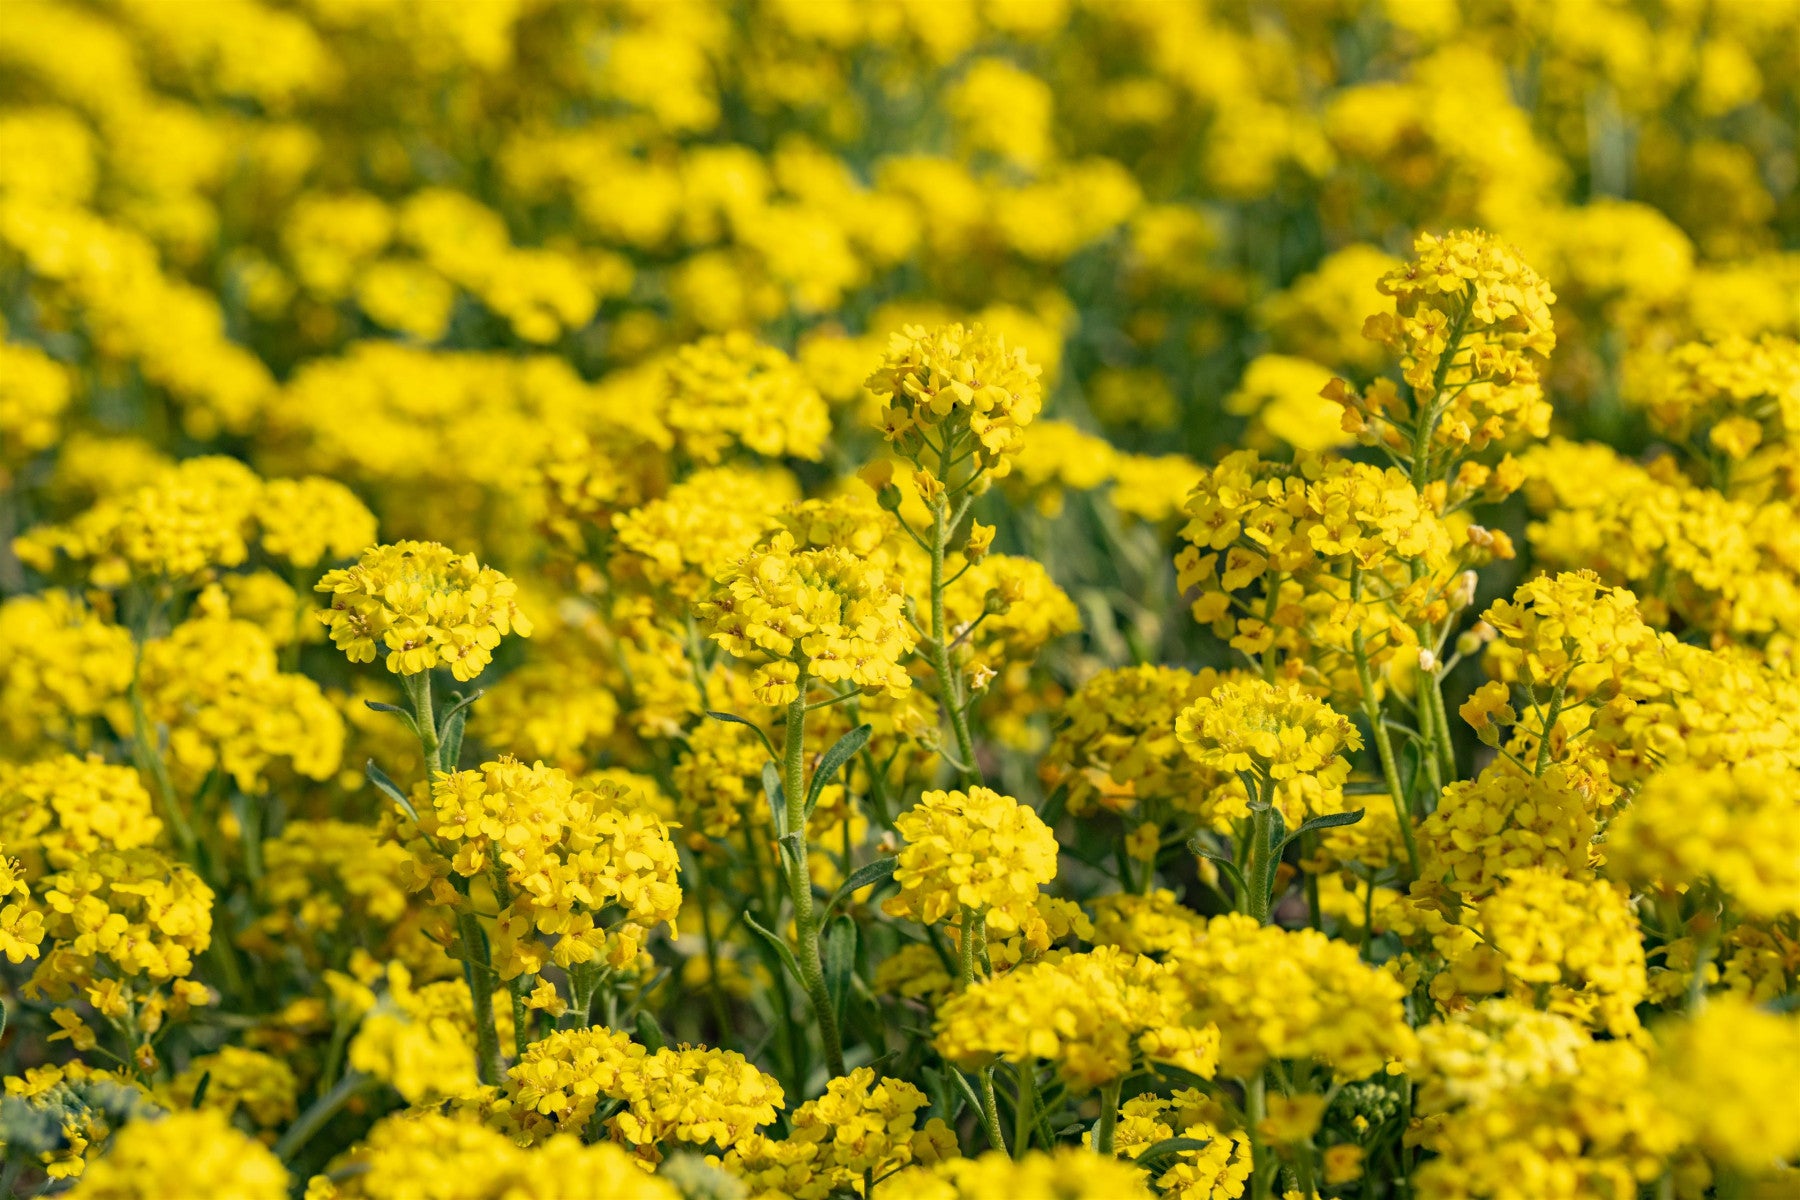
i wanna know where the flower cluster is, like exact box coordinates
[315,541,532,681]
[1176,678,1361,785]
[866,323,1043,477]
[410,760,682,976]
[696,531,915,706]
[885,787,1058,935]
[934,947,1219,1090]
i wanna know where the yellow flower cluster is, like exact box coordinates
[344,964,483,1104]
[723,1067,954,1198]
[890,1147,1156,1200]
[0,590,133,750]
[1432,870,1648,1037]
[661,331,831,465]
[413,760,681,977]
[1652,998,1800,1170]
[1337,229,1557,463]
[1607,763,1800,920]
[316,541,532,681]
[68,1109,287,1200]
[1410,1001,1683,1200]
[885,787,1058,935]
[1176,678,1361,785]
[1168,914,1417,1081]
[1173,451,1470,685]
[934,946,1219,1090]
[1624,334,1800,492]
[866,323,1042,476]
[505,1025,783,1160]
[1108,1091,1253,1200]
[26,847,213,1001]
[0,757,162,877]
[129,610,344,792]
[697,531,915,707]
[309,1110,678,1200]
[6,0,1800,1191]
[1043,664,1231,820]
[1416,761,1609,897]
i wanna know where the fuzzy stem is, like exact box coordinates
[276,1071,369,1162]
[930,439,981,785]
[783,669,847,1079]
[1095,1079,1122,1155]
[1244,774,1279,924]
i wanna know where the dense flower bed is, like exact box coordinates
[2,2,1798,1198]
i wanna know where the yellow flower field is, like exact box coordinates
[2,2,1798,1197]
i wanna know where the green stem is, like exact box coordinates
[457,908,505,1085]
[782,669,846,1079]
[957,907,1007,1152]
[1095,1079,1122,1155]
[1244,775,1278,925]
[1351,577,1420,880]
[1247,1071,1275,1200]
[275,1071,369,1162]
[929,440,980,786]
[1012,1063,1036,1158]
[1533,677,1569,776]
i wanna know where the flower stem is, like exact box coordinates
[1351,621,1421,879]
[1095,1079,1122,1155]
[1244,774,1279,924]
[957,907,1007,1152]
[1247,1071,1275,1200]
[783,670,846,1079]
[930,439,981,786]
[276,1070,369,1162]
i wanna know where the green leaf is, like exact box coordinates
[824,857,898,920]
[1037,780,1071,826]
[437,688,485,736]
[947,1070,985,1122]
[762,762,787,838]
[363,699,419,736]
[1186,834,1247,896]
[705,710,778,760]
[1277,808,1366,857]
[1134,1136,1213,1173]
[806,724,871,818]
[365,760,418,822]
[777,832,805,878]
[439,705,469,773]
[634,1010,668,1053]
[824,915,857,1024]
[743,914,803,985]
[191,1070,213,1109]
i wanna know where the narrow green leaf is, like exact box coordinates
[824,915,857,1024]
[742,914,803,985]
[439,706,469,773]
[191,1070,213,1109]
[363,700,418,736]
[1037,780,1071,826]
[824,857,898,920]
[806,724,871,817]
[1277,808,1366,856]
[948,1069,985,1122]
[437,688,485,736]
[634,1010,668,1053]
[1187,834,1247,896]
[762,762,787,838]
[1134,1136,1212,1173]
[705,710,778,760]
[365,760,418,822]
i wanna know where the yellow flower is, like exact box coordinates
[315,540,531,681]
[696,530,915,707]
[1176,678,1361,784]
[68,1109,287,1200]
[866,323,1043,478]
[884,787,1058,934]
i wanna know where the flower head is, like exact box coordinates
[315,541,531,681]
